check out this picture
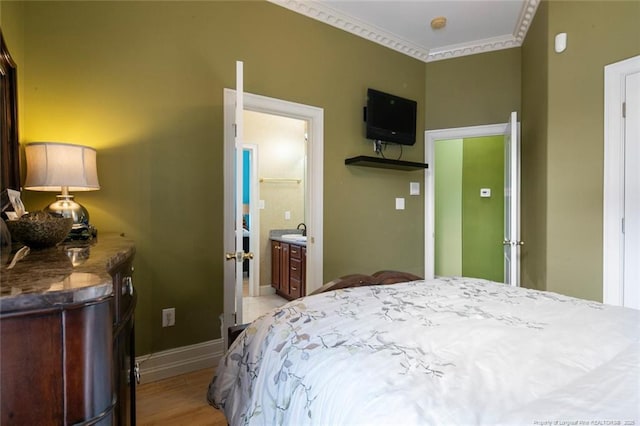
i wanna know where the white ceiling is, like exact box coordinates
[268,0,540,62]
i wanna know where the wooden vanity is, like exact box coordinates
[0,234,136,425]
[270,238,306,300]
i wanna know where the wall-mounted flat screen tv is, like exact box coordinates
[365,88,417,146]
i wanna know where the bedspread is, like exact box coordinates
[208,277,640,425]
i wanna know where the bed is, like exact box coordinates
[207,273,640,425]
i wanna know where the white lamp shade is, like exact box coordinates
[24,142,100,192]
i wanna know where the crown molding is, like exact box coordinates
[428,34,520,62]
[267,0,540,63]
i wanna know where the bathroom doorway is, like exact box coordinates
[242,111,307,322]
[223,73,324,341]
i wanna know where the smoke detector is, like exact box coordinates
[430,16,447,30]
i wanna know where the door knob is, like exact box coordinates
[225,252,254,261]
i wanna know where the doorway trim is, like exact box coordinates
[424,123,507,279]
[224,89,324,299]
[603,54,640,306]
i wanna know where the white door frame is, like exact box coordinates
[504,112,521,287]
[223,89,324,313]
[603,54,640,306]
[424,123,508,280]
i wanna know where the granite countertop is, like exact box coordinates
[269,229,307,246]
[0,233,135,314]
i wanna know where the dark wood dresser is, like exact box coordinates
[0,234,137,425]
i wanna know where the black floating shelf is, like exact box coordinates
[345,155,428,171]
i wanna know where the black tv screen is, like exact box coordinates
[365,88,417,146]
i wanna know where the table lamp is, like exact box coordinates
[24,142,100,237]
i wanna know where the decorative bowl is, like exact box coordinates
[6,211,73,249]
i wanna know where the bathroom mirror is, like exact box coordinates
[1,29,20,193]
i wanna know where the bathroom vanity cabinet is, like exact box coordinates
[271,239,306,300]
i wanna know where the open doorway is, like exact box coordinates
[223,88,324,335]
[433,135,505,282]
[242,111,308,322]
[424,120,520,283]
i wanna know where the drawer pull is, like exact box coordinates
[122,276,134,296]
[291,266,297,271]
[291,287,297,291]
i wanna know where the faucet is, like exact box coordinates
[297,223,307,236]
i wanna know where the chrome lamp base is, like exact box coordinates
[45,194,96,240]
[45,194,89,229]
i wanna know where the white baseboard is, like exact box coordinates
[136,338,224,384]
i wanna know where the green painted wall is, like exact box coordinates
[522,0,640,301]
[434,139,462,276]
[13,1,426,354]
[425,49,521,130]
[545,0,639,302]
[521,0,549,292]
[461,136,504,282]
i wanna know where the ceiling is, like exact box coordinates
[267,0,540,63]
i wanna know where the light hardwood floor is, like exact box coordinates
[136,282,285,425]
[137,367,227,426]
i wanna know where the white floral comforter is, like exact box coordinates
[207,277,640,425]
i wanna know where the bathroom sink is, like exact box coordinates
[281,234,307,242]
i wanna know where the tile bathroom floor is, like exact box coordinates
[241,275,288,323]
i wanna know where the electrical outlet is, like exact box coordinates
[162,308,175,327]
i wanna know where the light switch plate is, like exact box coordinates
[395,198,405,210]
[480,188,491,198]
[410,182,420,196]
